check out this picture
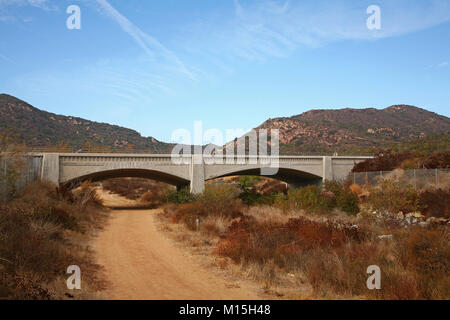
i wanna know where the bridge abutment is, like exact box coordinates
[41,153,59,185]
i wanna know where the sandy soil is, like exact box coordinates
[94,186,141,208]
[93,190,260,300]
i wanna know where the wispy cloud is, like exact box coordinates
[0,15,14,21]
[0,53,14,62]
[438,61,449,68]
[188,0,450,61]
[10,56,180,110]
[0,0,58,11]
[93,0,195,80]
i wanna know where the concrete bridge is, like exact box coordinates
[27,153,371,193]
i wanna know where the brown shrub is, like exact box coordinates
[349,184,363,196]
[352,150,415,172]
[393,226,449,299]
[418,188,450,218]
[168,197,244,231]
[0,182,108,299]
[102,177,172,200]
[352,150,450,173]
[140,184,169,205]
[214,210,449,299]
[73,181,103,210]
[215,216,367,267]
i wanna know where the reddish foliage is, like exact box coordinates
[215,216,367,266]
[352,150,450,172]
[422,152,450,169]
[418,188,450,218]
[352,150,415,172]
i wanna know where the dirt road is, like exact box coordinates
[93,190,259,299]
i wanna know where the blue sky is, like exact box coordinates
[0,0,449,142]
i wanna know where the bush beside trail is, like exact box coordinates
[0,182,108,299]
[159,180,449,299]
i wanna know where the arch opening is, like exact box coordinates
[207,167,323,189]
[62,168,190,189]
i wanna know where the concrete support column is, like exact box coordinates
[190,154,205,194]
[41,153,59,185]
[322,156,333,182]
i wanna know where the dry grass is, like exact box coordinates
[102,177,172,201]
[0,181,109,299]
[158,187,449,300]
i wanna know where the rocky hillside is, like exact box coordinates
[0,94,173,153]
[1,94,449,155]
[256,105,450,155]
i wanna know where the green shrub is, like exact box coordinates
[164,184,244,230]
[323,180,360,215]
[337,189,360,215]
[199,183,241,204]
[238,176,261,191]
[367,178,422,214]
[273,193,291,212]
[239,191,279,206]
[323,180,343,200]
[198,184,242,217]
[288,185,334,214]
[165,187,194,204]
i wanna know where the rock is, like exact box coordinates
[378,235,393,240]
[427,217,448,225]
[406,212,425,219]
[229,217,242,225]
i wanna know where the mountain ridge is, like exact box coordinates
[0,94,173,153]
[1,94,449,155]
[256,104,450,154]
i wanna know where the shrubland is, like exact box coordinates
[352,149,450,172]
[157,177,449,300]
[0,181,108,299]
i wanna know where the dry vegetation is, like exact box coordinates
[101,177,173,206]
[102,177,171,199]
[0,181,108,299]
[156,178,449,300]
[352,149,450,172]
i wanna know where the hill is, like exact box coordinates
[0,94,173,153]
[1,95,449,155]
[255,105,450,155]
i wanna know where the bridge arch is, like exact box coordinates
[62,168,190,189]
[206,166,323,187]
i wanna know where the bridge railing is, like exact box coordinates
[24,146,372,157]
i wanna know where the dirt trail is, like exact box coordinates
[93,189,259,300]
